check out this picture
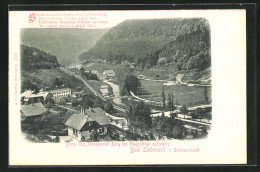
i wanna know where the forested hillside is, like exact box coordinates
[21,44,59,70]
[21,28,108,65]
[79,18,210,71]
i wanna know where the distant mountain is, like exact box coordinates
[79,18,210,71]
[21,45,59,70]
[21,28,108,65]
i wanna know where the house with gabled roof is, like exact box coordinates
[21,90,53,105]
[20,102,47,118]
[65,106,110,140]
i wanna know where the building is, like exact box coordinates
[65,107,110,141]
[21,90,53,104]
[20,102,47,118]
[103,70,115,78]
[176,74,184,83]
[49,87,71,99]
[100,88,109,98]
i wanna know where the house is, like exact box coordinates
[100,88,109,98]
[21,90,43,104]
[103,70,115,78]
[21,102,47,118]
[49,87,71,99]
[101,85,109,89]
[21,90,53,104]
[65,107,110,140]
[176,74,184,83]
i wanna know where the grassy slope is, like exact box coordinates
[138,80,212,107]
[22,68,93,95]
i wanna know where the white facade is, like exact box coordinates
[50,88,71,99]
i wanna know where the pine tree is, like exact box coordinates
[162,86,166,112]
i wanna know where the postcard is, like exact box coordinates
[9,9,247,165]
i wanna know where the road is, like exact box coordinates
[56,104,77,112]
[175,117,212,126]
[61,67,126,113]
[103,80,122,104]
[138,75,211,87]
[85,63,94,68]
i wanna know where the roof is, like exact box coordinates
[100,88,109,94]
[84,108,110,126]
[49,87,71,93]
[92,70,100,74]
[103,70,115,74]
[101,85,109,88]
[21,90,34,98]
[65,114,94,130]
[176,74,184,78]
[21,103,47,117]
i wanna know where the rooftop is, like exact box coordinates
[85,108,110,126]
[65,107,110,130]
[65,113,94,130]
[21,103,47,117]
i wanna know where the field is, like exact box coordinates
[138,80,212,107]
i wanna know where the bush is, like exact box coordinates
[104,102,114,113]
[56,97,68,105]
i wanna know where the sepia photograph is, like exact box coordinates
[20,18,211,143]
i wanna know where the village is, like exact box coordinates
[20,62,212,143]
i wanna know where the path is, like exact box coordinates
[56,104,77,112]
[85,63,94,68]
[138,75,211,87]
[103,80,122,104]
[61,68,126,112]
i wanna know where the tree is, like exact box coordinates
[120,74,141,95]
[56,97,67,105]
[53,78,63,87]
[82,94,95,108]
[45,97,55,107]
[172,121,186,139]
[90,129,100,141]
[55,136,60,143]
[104,102,114,113]
[194,108,204,122]
[79,67,85,76]
[21,80,39,93]
[167,93,176,114]
[180,104,188,119]
[204,86,209,104]
[127,101,151,131]
[162,86,166,112]
[93,97,104,109]
[115,65,132,81]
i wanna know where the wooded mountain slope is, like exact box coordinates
[21,44,59,70]
[79,18,211,71]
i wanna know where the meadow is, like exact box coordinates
[138,80,212,107]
